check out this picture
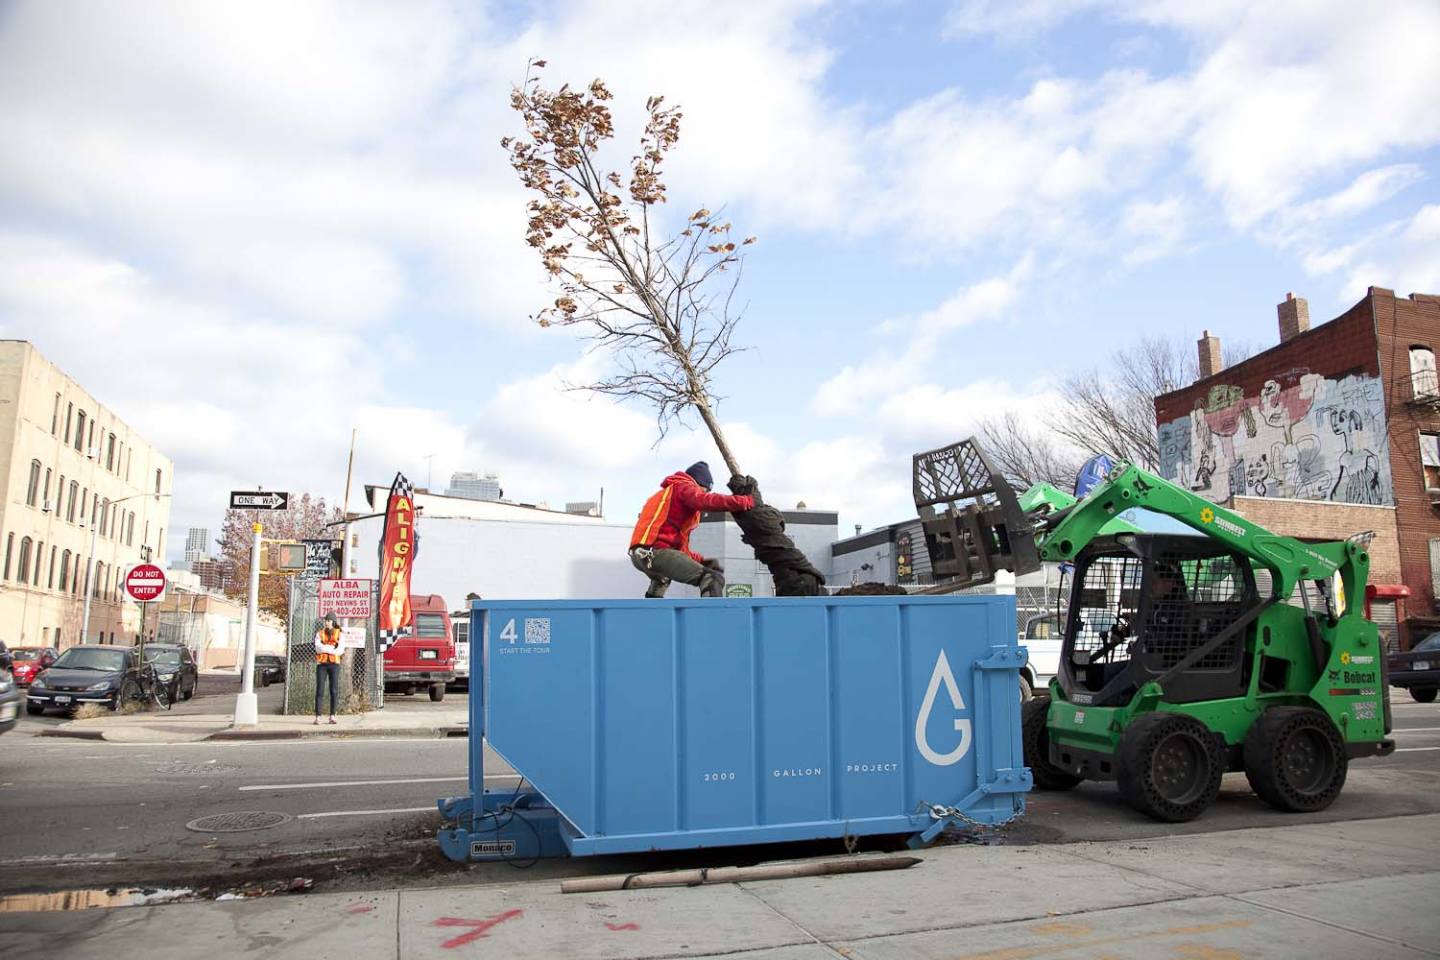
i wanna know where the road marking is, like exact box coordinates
[0,853,119,866]
[239,775,517,792]
[297,806,437,819]
[1395,747,1440,753]
[1394,727,1440,733]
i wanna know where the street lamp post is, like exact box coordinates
[233,520,263,726]
[80,491,170,644]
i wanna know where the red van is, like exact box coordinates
[382,594,456,701]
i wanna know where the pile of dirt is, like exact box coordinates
[834,582,909,596]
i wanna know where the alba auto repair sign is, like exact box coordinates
[318,579,373,619]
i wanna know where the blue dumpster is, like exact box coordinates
[437,595,1029,861]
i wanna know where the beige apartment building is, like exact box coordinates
[0,341,174,650]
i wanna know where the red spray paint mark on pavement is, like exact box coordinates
[434,910,524,949]
[347,904,375,915]
[605,922,640,932]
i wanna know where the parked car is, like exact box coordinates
[26,645,140,714]
[1389,631,1440,703]
[8,647,59,687]
[254,653,287,686]
[383,594,455,701]
[448,613,470,692]
[139,644,199,702]
[0,668,19,735]
[1020,612,1062,699]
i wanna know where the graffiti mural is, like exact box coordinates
[1157,370,1392,506]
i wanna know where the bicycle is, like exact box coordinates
[117,662,172,711]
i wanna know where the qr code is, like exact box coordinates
[524,618,551,645]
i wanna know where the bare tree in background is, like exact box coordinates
[978,412,1083,490]
[219,494,340,619]
[978,336,1255,485]
[504,61,824,595]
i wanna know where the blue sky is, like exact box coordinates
[0,0,1437,559]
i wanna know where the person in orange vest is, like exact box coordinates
[630,461,754,598]
[313,613,343,725]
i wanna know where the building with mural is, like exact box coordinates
[1154,287,1440,649]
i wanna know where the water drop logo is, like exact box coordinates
[915,650,972,766]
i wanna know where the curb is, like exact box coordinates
[38,727,105,741]
[39,724,468,742]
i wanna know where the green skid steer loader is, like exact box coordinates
[913,438,1394,822]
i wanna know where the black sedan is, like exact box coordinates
[26,646,138,714]
[1389,631,1440,703]
[254,653,287,686]
[140,644,199,702]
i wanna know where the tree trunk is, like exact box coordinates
[693,396,742,478]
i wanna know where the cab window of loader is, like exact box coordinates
[1071,553,1144,665]
[1144,548,1253,671]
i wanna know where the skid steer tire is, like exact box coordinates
[1023,696,1081,791]
[1243,706,1347,813]
[1116,712,1223,822]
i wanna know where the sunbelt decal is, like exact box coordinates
[915,650,973,766]
[1198,506,1246,538]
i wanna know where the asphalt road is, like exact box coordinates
[2,692,1437,898]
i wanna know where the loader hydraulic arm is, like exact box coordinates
[1035,462,1366,610]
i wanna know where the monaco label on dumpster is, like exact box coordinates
[124,564,167,603]
[454,594,1029,859]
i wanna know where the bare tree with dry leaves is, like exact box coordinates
[503,60,753,475]
[504,61,824,595]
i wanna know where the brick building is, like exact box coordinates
[1154,287,1440,650]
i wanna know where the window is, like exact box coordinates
[158,527,165,558]
[126,448,132,481]
[106,433,115,471]
[17,537,32,582]
[48,545,56,589]
[126,512,135,546]
[74,410,85,451]
[1431,539,1440,601]
[3,533,11,580]
[101,499,109,537]
[65,402,73,443]
[67,481,78,522]
[59,550,70,591]
[80,487,88,521]
[87,418,95,454]
[33,541,43,585]
[26,460,41,506]
[155,468,163,495]
[1423,432,1440,493]
[43,468,51,505]
[91,493,98,525]
[1413,346,1438,398]
[52,393,61,435]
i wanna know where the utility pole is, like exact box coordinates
[424,453,436,491]
[341,428,356,577]
[233,519,263,726]
[79,517,100,643]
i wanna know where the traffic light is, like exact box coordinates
[275,542,307,573]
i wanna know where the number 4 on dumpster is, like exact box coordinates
[500,619,517,644]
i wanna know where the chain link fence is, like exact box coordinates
[283,577,383,716]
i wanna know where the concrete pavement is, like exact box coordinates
[4,814,1437,959]
[34,686,468,742]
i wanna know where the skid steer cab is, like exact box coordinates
[913,438,1395,823]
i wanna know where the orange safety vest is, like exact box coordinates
[315,627,343,665]
[630,486,675,549]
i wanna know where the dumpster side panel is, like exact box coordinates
[477,596,1023,854]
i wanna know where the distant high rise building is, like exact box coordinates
[446,471,502,501]
[184,527,210,564]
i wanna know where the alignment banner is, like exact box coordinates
[376,473,417,652]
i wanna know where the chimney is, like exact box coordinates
[1197,329,1223,380]
[1278,292,1310,342]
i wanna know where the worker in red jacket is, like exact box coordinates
[630,461,754,598]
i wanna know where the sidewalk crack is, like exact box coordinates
[735,882,848,959]
[1225,889,1440,958]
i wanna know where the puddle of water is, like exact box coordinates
[0,887,198,913]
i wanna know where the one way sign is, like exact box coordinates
[230,490,290,511]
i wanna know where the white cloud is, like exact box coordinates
[1120,195,1190,265]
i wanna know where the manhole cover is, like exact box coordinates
[185,811,293,833]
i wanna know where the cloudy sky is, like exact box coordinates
[2,0,1437,559]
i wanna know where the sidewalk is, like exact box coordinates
[38,690,468,743]
[4,814,1437,959]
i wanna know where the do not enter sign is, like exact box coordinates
[125,563,167,603]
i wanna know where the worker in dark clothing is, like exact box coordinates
[630,462,754,598]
